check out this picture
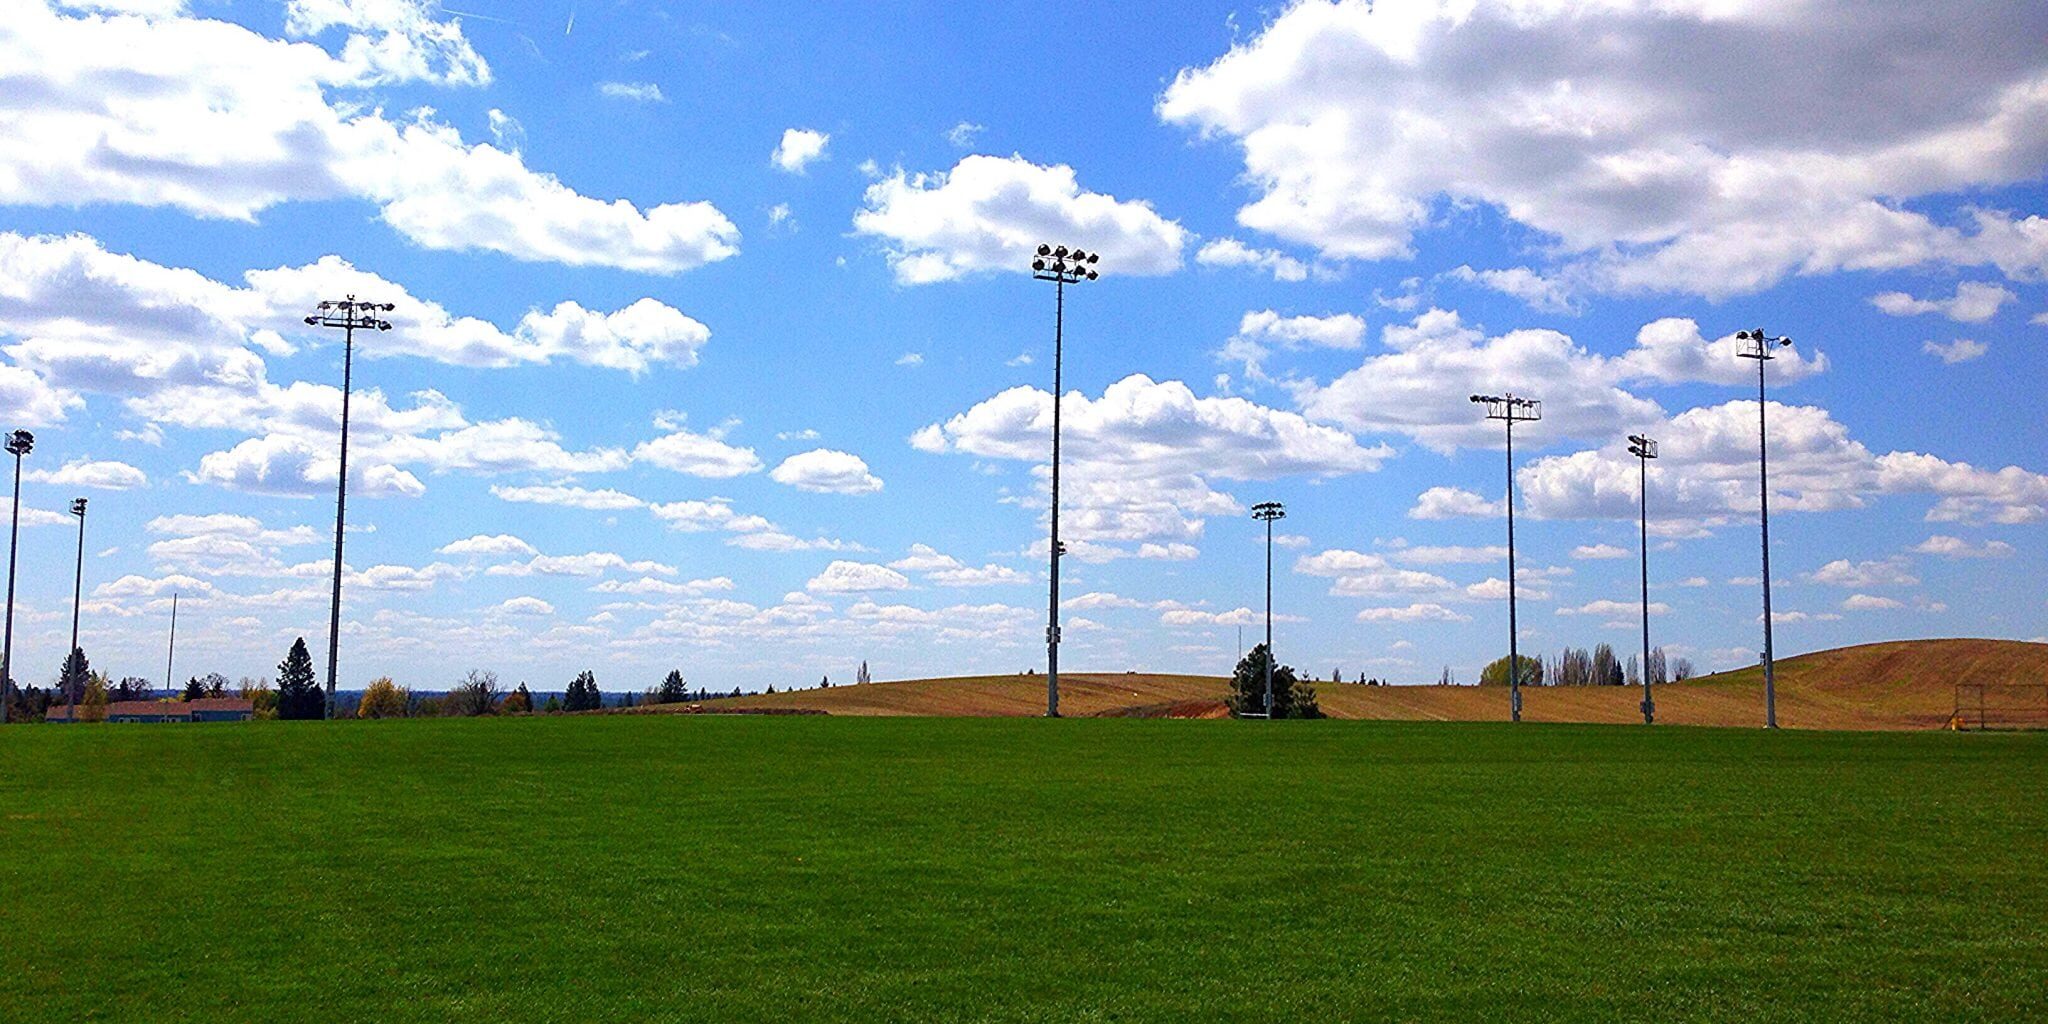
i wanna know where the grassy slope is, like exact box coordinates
[3,717,2045,1022]
[688,639,2048,729]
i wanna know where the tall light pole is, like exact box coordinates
[66,497,86,722]
[1253,501,1286,717]
[1,430,31,725]
[305,297,393,721]
[1626,435,1657,725]
[1735,329,1792,730]
[1471,394,1541,723]
[1030,245,1097,718]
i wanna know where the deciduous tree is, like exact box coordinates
[1479,655,1543,687]
[79,675,109,723]
[357,677,409,719]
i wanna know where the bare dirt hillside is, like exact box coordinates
[645,639,2048,730]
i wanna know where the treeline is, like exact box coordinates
[1476,644,1696,687]
[14,633,789,724]
[352,665,744,718]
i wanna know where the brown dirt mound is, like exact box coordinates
[1090,698,1231,719]
[640,639,2048,730]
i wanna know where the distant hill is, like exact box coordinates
[641,639,2048,730]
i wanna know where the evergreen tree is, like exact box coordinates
[507,683,534,714]
[58,647,89,707]
[564,670,600,712]
[1225,643,1321,718]
[658,669,687,704]
[182,676,205,701]
[275,638,323,720]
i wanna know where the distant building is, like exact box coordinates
[46,699,254,724]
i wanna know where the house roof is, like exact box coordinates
[46,698,254,721]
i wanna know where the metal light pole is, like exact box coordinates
[1471,394,1541,722]
[1626,435,1657,725]
[305,297,393,720]
[66,497,86,722]
[1,430,32,725]
[1030,245,1097,718]
[1253,501,1286,717]
[1735,329,1792,730]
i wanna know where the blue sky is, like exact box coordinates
[2,0,2043,693]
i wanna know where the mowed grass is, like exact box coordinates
[3,718,2044,1022]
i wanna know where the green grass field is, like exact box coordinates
[4,717,2044,1022]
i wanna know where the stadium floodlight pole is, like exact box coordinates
[1470,394,1541,723]
[66,497,87,723]
[1735,329,1793,730]
[1,430,32,725]
[1030,244,1098,718]
[1626,435,1658,725]
[305,296,394,721]
[1253,502,1286,717]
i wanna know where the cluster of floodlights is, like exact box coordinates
[0,430,96,725]
[1031,244,1099,281]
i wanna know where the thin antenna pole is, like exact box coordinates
[165,593,178,700]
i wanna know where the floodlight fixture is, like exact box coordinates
[1473,391,1540,721]
[0,429,31,723]
[304,295,395,720]
[65,495,88,722]
[1253,501,1286,718]
[1734,328,1795,729]
[1626,433,1658,725]
[1028,245,1102,716]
